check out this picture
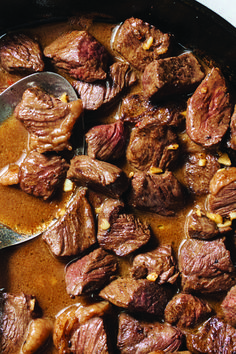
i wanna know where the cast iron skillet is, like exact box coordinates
[1,0,236,86]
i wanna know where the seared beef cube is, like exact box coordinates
[186,67,232,147]
[53,302,111,354]
[86,120,127,161]
[99,277,171,317]
[129,171,184,216]
[183,152,220,195]
[67,155,129,198]
[14,86,83,153]
[43,188,96,257]
[179,238,236,294]
[164,293,213,328]
[130,244,179,285]
[186,208,220,240]
[221,285,236,327]
[113,17,171,72]
[186,317,236,353]
[1,291,42,354]
[19,150,68,200]
[97,198,151,256]
[142,52,205,101]
[120,92,186,127]
[73,62,137,110]
[0,33,44,73]
[117,312,184,354]
[65,248,118,296]
[44,30,109,82]
[126,117,179,171]
[207,167,236,218]
[229,105,236,149]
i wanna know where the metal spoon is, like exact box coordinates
[0,71,78,249]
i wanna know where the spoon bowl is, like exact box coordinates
[0,71,78,123]
[0,71,78,249]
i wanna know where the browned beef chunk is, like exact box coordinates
[67,155,129,198]
[19,150,68,200]
[130,244,179,285]
[178,238,236,294]
[73,62,137,110]
[129,171,184,216]
[97,198,151,256]
[221,285,236,327]
[86,120,127,161]
[186,316,236,354]
[44,30,109,82]
[120,92,186,127]
[53,302,111,354]
[142,52,205,101]
[186,208,220,240]
[186,67,232,147]
[14,86,83,153]
[207,167,236,218]
[42,188,96,257]
[229,105,236,149]
[126,117,179,171]
[99,277,171,317]
[183,152,220,195]
[65,248,118,296]
[164,293,213,329]
[0,33,44,73]
[113,17,171,72]
[0,291,41,354]
[117,312,184,354]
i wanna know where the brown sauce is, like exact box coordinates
[0,14,232,353]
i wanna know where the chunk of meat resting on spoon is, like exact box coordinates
[178,238,236,293]
[186,67,232,147]
[53,301,111,354]
[65,247,118,296]
[73,62,137,110]
[142,52,205,101]
[0,33,44,73]
[207,167,236,218]
[44,30,110,81]
[86,120,127,161]
[113,17,171,72]
[129,170,185,216]
[117,312,184,354]
[14,86,83,153]
[130,244,179,285]
[42,187,96,257]
[97,198,151,256]
[67,155,129,198]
